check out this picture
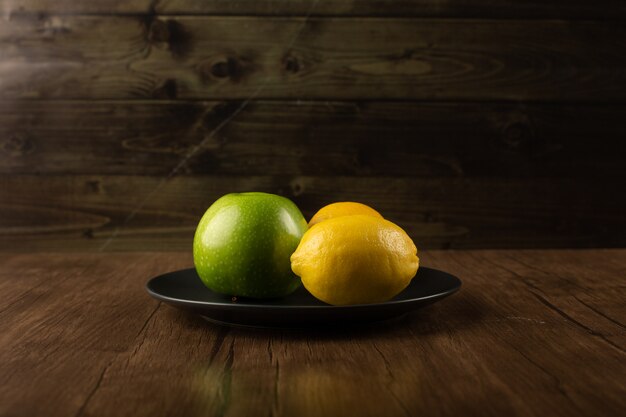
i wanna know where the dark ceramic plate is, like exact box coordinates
[146,267,461,328]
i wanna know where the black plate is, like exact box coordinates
[146,267,461,328]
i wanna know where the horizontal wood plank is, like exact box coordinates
[3,0,626,18]
[0,175,624,250]
[0,253,193,416]
[2,17,626,100]
[0,250,624,416]
[1,100,625,177]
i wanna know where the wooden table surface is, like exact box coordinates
[1,250,624,417]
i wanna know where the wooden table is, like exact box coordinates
[1,250,624,417]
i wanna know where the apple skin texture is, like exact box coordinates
[193,192,308,298]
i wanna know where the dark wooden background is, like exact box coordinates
[1,0,625,251]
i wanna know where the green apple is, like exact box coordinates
[193,192,308,298]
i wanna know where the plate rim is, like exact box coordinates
[145,266,462,310]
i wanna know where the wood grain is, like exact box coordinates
[2,0,626,18]
[0,250,624,417]
[2,100,625,177]
[2,16,626,100]
[0,175,624,251]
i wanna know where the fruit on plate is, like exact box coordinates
[291,214,419,305]
[308,201,382,227]
[193,192,308,298]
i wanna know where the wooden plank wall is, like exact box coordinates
[0,0,625,250]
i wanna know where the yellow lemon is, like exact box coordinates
[308,202,383,227]
[291,215,419,305]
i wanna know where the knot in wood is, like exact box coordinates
[209,57,242,79]
[502,123,532,150]
[2,134,33,156]
[283,55,301,74]
[148,19,170,43]
[85,180,102,194]
[290,178,305,197]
